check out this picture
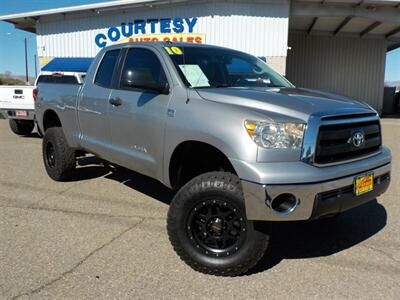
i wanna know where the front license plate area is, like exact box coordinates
[354,173,374,196]
[15,110,27,117]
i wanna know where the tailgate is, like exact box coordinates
[0,86,35,110]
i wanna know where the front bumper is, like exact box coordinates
[241,162,391,221]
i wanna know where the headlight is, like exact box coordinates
[244,120,305,149]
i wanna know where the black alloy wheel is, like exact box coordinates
[45,141,56,168]
[187,198,246,257]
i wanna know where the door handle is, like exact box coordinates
[109,97,123,106]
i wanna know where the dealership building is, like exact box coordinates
[1,0,400,111]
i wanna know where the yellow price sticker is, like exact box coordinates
[164,46,183,55]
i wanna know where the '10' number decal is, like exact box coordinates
[164,46,183,55]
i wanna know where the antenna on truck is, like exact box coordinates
[181,43,190,104]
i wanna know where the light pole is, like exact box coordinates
[34,54,37,78]
[24,37,29,83]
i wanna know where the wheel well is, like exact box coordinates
[169,141,237,190]
[43,110,61,131]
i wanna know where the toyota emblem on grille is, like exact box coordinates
[351,131,365,148]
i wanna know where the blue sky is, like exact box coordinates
[0,0,114,77]
[0,0,399,82]
[386,49,400,82]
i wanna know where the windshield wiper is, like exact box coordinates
[266,84,286,88]
[213,83,239,88]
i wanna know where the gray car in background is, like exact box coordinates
[35,42,391,276]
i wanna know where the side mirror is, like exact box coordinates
[121,68,169,94]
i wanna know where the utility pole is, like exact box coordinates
[24,37,29,84]
[34,54,37,78]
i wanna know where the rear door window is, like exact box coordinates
[95,49,121,88]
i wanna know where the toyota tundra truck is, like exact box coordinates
[35,42,391,276]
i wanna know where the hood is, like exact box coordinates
[195,87,372,122]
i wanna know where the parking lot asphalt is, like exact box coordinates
[0,118,399,300]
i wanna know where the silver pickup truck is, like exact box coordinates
[35,42,391,276]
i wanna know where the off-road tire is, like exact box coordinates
[42,127,76,181]
[9,119,34,136]
[167,171,269,276]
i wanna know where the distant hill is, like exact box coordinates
[385,81,400,88]
[0,73,35,86]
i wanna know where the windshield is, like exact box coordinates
[167,46,293,89]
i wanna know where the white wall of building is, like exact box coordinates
[36,0,289,72]
[286,32,388,110]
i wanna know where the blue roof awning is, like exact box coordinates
[42,57,93,72]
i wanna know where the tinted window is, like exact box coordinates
[120,48,167,88]
[37,75,54,83]
[95,49,120,88]
[58,76,78,84]
[37,75,78,84]
[226,58,253,74]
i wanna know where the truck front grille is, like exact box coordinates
[314,120,381,164]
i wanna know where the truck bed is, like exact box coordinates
[35,82,82,143]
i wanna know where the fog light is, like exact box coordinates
[270,193,298,215]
